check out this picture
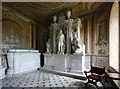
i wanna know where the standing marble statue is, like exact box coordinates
[50,15,59,54]
[46,39,52,54]
[57,30,65,54]
[65,10,73,54]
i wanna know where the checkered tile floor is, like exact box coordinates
[2,70,96,89]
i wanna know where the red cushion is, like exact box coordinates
[88,74,100,80]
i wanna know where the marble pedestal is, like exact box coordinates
[6,49,41,75]
[43,54,52,70]
[43,54,66,71]
[43,53,85,74]
[52,54,66,71]
[70,54,85,73]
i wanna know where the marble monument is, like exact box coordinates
[44,10,85,74]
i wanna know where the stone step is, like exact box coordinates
[38,68,87,80]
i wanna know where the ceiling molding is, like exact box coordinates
[2,2,106,24]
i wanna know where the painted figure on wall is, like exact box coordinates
[57,29,65,54]
[98,23,106,43]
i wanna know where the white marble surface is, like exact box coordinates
[0,67,5,80]
[8,49,39,52]
[0,67,5,89]
[0,79,2,89]
[44,53,85,74]
[6,49,40,75]
[43,53,52,69]
[70,54,84,73]
[52,54,66,71]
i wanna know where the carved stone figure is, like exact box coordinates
[66,10,71,19]
[51,15,58,54]
[53,15,57,23]
[65,10,73,54]
[46,39,52,54]
[98,49,106,55]
[71,34,82,54]
[57,30,65,54]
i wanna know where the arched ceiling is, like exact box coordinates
[3,2,107,24]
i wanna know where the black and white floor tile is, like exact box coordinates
[2,70,97,89]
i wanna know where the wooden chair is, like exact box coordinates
[84,65,105,89]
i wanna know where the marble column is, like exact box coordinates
[65,10,73,54]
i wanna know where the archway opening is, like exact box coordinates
[109,1,119,72]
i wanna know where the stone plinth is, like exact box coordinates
[52,54,66,71]
[70,54,84,73]
[43,53,52,69]
[43,53,85,74]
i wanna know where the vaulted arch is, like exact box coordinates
[109,1,119,72]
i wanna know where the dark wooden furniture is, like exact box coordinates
[84,65,105,89]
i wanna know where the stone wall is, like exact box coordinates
[78,3,112,55]
[36,23,50,53]
[2,6,36,50]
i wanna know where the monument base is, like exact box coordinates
[43,53,85,74]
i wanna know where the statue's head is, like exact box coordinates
[48,39,51,42]
[53,15,57,23]
[60,30,63,34]
[73,33,77,38]
[66,10,71,19]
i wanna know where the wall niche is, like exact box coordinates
[2,8,34,50]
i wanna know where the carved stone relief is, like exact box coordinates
[96,22,109,55]
[2,8,34,49]
[97,23,107,43]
